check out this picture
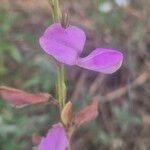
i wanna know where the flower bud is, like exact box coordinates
[61,101,72,126]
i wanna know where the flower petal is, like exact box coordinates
[77,48,123,74]
[38,123,68,150]
[39,23,86,65]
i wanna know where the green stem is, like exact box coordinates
[49,1,71,150]
[49,0,66,110]
[49,0,61,22]
[67,127,74,150]
[60,64,66,107]
[57,64,66,110]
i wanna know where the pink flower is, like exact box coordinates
[38,123,68,150]
[39,23,123,73]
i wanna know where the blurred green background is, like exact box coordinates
[0,0,149,149]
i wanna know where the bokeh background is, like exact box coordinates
[0,0,149,149]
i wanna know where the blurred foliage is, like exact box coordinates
[0,7,56,91]
[0,104,58,149]
[0,4,56,150]
[0,10,21,75]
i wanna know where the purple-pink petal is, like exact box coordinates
[39,23,86,65]
[77,48,123,74]
[38,123,68,150]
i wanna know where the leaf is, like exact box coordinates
[61,101,72,126]
[0,86,51,108]
[74,97,99,127]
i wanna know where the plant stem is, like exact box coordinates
[49,1,71,150]
[49,0,61,22]
[67,127,74,150]
[49,0,66,110]
[57,63,66,110]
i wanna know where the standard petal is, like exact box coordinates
[77,48,123,74]
[38,123,68,150]
[39,23,86,65]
